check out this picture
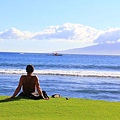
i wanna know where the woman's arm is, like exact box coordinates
[35,76,45,99]
[11,76,23,98]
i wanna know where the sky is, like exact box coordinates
[0,0,120,53]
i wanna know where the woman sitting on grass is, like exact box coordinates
[10,65,49,100]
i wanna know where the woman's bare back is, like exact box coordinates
[22,75,37,95]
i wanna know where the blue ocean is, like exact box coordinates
[0,52,120,101]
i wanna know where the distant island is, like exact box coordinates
[59,43,120,55]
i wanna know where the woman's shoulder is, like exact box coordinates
[21,75,37,77]
[21,75,38,80]
[21,75,27,78]
[32,75,38,79]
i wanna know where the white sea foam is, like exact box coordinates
[0,69,120,78]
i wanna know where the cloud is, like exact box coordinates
[1,23,120,45]
[32,23,101,43]
[94,28,120,43]
[0,23,101,43]
[0,28,33,40]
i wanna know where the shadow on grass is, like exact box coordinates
[0,96,29,103]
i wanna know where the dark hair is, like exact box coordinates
[26,65,34,73]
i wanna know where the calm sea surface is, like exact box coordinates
[0,52,120,101]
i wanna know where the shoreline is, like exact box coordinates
[0,95,120,103]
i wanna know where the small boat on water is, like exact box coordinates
[53,53,62,56]
[48,52,62,56]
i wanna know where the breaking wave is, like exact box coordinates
[0,69,120,78]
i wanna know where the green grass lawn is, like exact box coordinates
[0,96,120,120]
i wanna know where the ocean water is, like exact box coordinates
[0,52,120,101]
